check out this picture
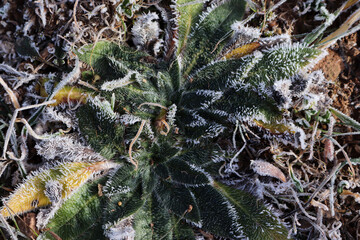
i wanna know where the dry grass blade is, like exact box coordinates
[344,0,360,10]
[0,77,20,109]
[329,137,355,177]
[0,212,18,240]
[319,7,360,48]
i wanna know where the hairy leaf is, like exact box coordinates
[165,157,211,186]
[155,181,201,224]
[76,41,152,82]
[214,181,288,240]
[182,0,246,74]
[103,178,145,224]
[40,180,106,240]
[0,161,113,218]
[133,194,172,240]
[330,107,360,131]
[190,185,242,239]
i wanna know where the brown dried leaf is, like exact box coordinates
[324,138,335,161]
[250,160,287,182]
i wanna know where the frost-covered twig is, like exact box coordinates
[298,215,326,239]
[308,121,318,160]
[7,143,27,162]
[281,162,341,219]
[268,0,288,12]
[330,137,355,176]
[232,120,239,149]
[291,188,316,221]
[17,118,59,140]
[230,123,247,176]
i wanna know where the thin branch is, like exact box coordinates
[73,0,81,31]
[229,124,247,177]
[16,118,61,140]
[232,120,239,149]
[6,144,27,162]
[291,188,317,221]
[281,162,341,219]
[128,120,147,170]
[330,136,355,177]
[160,120,170,136]
[308,121,318,160]
[0,77,20,109]
[1,100,56,159]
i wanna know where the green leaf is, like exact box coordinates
[141,163,159,195]
[133,195,196,240]
[103,165,139,197]
[171,217,196,240]
[176,0,204,55]
[151,140,180,165]
[41,179,106,240]
[214,181,288,240]
[211,88,282,121]
[173,148,225,177]
[289,164,304,193]
[330,107,360,131]
[184,58,252,92]
[103,177,145,224]
[178,109,226,140]
[190,185,241,239]
[155,181,201,224]
[247,44,321,88]
[15,36,40,58]
[75,41,152,81]
[165,158,210,186]
[77,101,123,159]
[133,194,172,240]
[182,0,246,74]
[132,203,153,240]
[181,44,320,123]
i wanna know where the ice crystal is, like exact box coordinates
[131,13,162,51]
[88,96,120,122]
[104,217,135,240]
[231,21,261,45]
[43,107,77,129]
[35,135,108,162]
[101,71,141,91]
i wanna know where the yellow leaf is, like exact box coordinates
[0,161,113,218]
[254,120,296,134]
[37,78,89,106]
[51,86,89,106]
[224,42,261,59]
